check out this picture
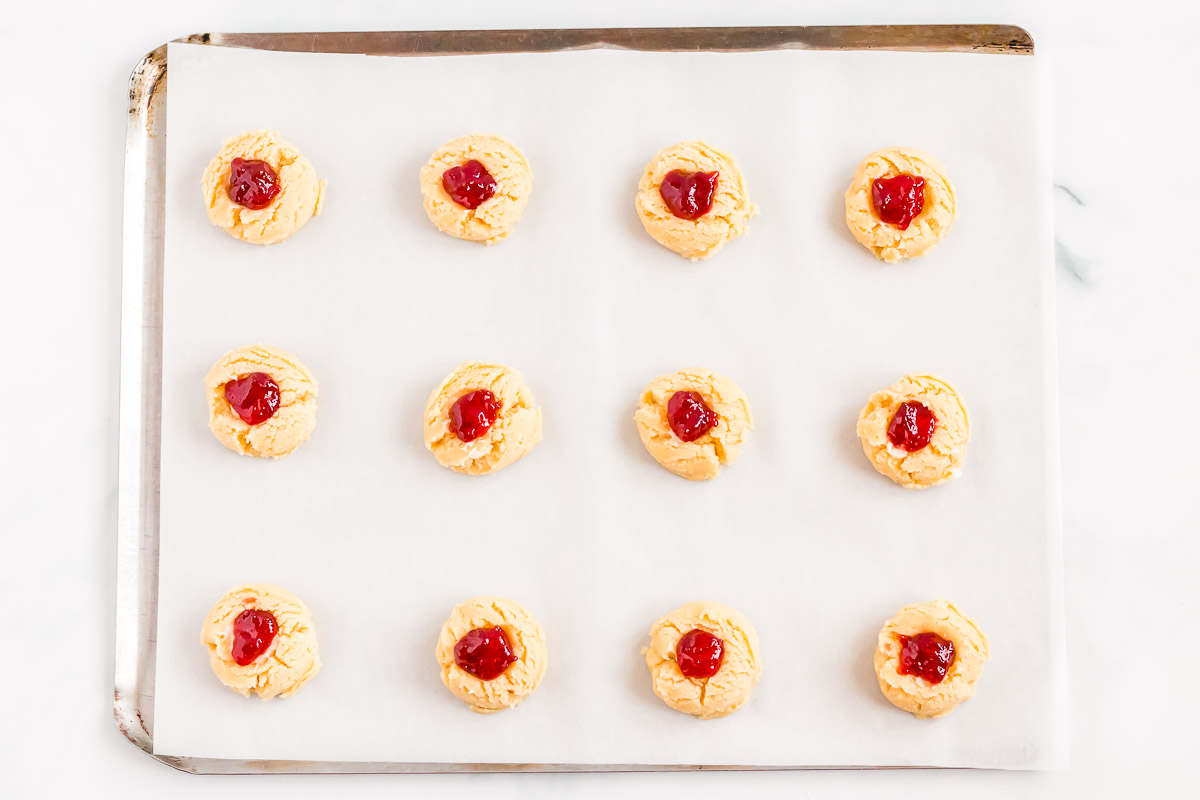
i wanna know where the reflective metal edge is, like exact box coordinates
[115,24,1032,775]
[180,25,1032,55]
[115,42,166,764]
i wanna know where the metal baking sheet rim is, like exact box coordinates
[116,25,1035,775]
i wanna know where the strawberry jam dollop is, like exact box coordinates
[666,391,718,442]
[231,609,278,666]
[442,160,498,210]
[886,401,936,452]
[897,632,956,684]
[454,627,516,681]
[871,173,926,230]
[224,372,281,425]
[227,157,281,210]
[659,170,719,220]
[449,389,501,443]
[676,629,725,679]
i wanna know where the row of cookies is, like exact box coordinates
[207,345,970,488]
[203,586,989,720]
[204,129,956,263]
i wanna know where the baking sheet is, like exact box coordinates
[155,42,1060,769]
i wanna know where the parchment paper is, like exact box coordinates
[154,41,1062,769]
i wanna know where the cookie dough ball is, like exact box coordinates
[635,141,756,260]
[844,147,956,263]
[435,596,548,714]
[206,344,318,459]
[644,602,762,719]
[873,599,989,718]
[856,373,969,488]
[423,361,543,475]
[201,130,326,245]
[419,133,532,244]
[200,583,320,700]
[634,368,752,481]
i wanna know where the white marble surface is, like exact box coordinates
[1,1,1196,797]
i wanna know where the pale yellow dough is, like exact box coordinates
[201,130,326,245]
[644,602,762,719]
[635,141,756,260]
[423,361,543,475]
[205,344,318,459]
[873,599,989,719]
[856,373,969,488]
[634,368,752,481]
[844,147,956,263]
[435,596,548,714]
[200,583,320,700]
[419,133,532,244]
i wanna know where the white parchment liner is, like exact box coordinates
[155,42,1062,769]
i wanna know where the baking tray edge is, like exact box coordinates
[115,24,1034,775]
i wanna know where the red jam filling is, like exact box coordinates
[666,391,718,442]
[224,372,281,425]
[871,173,926,230]
[442,160,498,209]
[676,629,725,679]
[659,169,719,220]
[227,157,281,210]
[454,627,516,681]
[897,632,956,685]
[886,401,936,452]
[231,609,278,666]
[448,389,501,443]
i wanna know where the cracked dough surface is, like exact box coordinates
[200,583,320,700]
[856,373,969,488]
[419,133,532,244]
[635,141,756,260]
[874,599,989,719]
[206,344,318,459]
[634,368,752,481]
[201,130,326,245]
[644,602,762,719]
[844,147,956,263]
[435,596,548,714]
[423,361,543,475]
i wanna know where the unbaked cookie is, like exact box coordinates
[423,361,543,475]
[419,133,532,244]
[856,373,969,488]
[635,141,756,260]
[201,130,326,245]
[200,583,320,700]
[435,596,548,714]
[634,368,752,481]
[206,344,318,459]
[643,601,762,719]
[844,147,956,263]
[873,599,989,718]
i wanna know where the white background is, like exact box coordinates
[0,0,1196,797]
